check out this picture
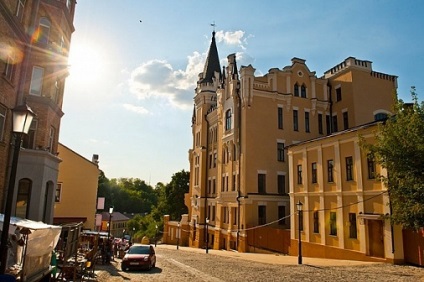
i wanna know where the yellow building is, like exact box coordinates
[54,143,100,230]
[186,32,397,253]
[287,122,404,263]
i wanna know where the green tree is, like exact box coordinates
[165,170,190,220]
[367,87,424,230]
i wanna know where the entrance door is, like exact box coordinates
[368,220,384,257]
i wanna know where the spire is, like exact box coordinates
[201,31,221,84]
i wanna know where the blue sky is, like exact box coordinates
[60,0,424,185]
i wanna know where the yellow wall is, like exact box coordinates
[55,143,99,230]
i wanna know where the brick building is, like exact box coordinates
[0,0,76,223]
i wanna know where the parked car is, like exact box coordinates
[121,244,156,271]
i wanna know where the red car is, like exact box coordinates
[121,244,156,271]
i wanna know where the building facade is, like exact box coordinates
[186,32,397,252]
[0,0,76,223]
[287,122,404,263]
[54,143,99,230]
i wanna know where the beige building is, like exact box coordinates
[54,143,99,230]
[287,122,404,263]
[185,32,397,253]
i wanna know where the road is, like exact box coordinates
[95,245,424,281]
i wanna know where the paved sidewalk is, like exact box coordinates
[155,244,382,267]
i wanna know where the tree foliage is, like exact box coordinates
[96,169,189,239]
[367,87,424,230]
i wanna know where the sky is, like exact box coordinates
[59,0,424,186]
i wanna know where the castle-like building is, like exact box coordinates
[185,31,398,261]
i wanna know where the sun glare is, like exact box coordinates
[67,42,106,84]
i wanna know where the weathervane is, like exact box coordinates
[210,21,216,32]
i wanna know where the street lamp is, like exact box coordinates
[132,227,135,244]
[0,104,36,274]
[155,225,158,247]
[107,206,113,240]
[296,200,303,265]
[176,223,180,250]
[205,218,209,254]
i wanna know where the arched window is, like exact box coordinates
[225,109,232,131]
[16,178,32,218]
[294,83,299,97]
[38,17,51,45]
[301,84,307,98]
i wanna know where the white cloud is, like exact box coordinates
[128,29,253,110]
[129,54,205,109]
[215,30,246,48]
[122,104,150,115]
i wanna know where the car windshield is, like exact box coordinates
[128,245,150,255]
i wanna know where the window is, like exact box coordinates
[212,179,216,194]
[278,107,283,129]
[305,111,310,132]
[38,17,51,45]
[313,211,319,233]
[300,84,306,98]
[48,126,55,153]
[327,160,334,182]
[294,83,299,97]
[258,173,266,193]
[346,156,353,181]
[22,120,37,149]
[225,109,232,130]
[326,114,331,135]
[336,87,342,102]
[232,174,236,191]
[55,183,62,202]
[293,110,298,131]
[374,113,388,121]
[213,152,217,168]
[318,113,323,134]
[4,53,15,81]
[278,206,286,225]
[258,206,266,225]
[297,165,302,184]
[349,213,357,239]
[332,115,338,132]
[367,154,376,179]
[16,0,26,22]
[311,162,317,183]
[330,212,337,236]
[343,111,349,130]
[30,66,44,96]
[277,142,285,162]
[277,174,286,194]
[232,207,237,225]
[0,105,6,141]
[16,179,31,218]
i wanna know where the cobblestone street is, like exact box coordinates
[92,245,424,281]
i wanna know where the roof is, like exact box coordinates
[101,211,130,221]
[286,120,382,149]
[200,31,221,84]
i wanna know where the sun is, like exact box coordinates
[67,42,107,84]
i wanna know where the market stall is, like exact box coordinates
[0,214,61,281]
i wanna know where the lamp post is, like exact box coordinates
[107,206,113,240]
[132,227,135,244]
[155,225,158,247]
[176,223,180,250]
[0,104,36,274]
[205,218,209,254]
[296,200,303,265]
